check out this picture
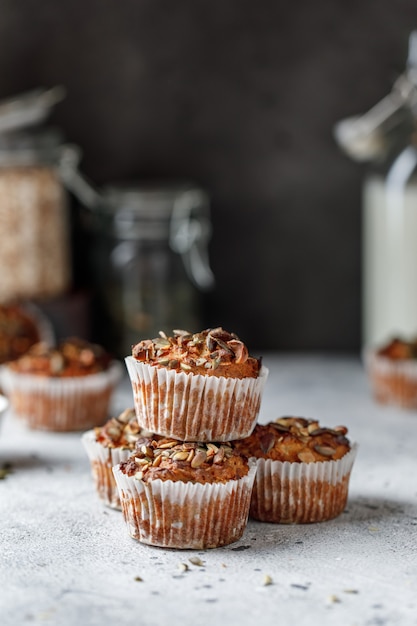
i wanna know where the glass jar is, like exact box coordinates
[88,182,214,357]
[0,127,72,303]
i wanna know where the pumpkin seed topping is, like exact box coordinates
[130,437,238,479]
[132,327,258,372]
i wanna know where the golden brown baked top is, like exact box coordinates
[8,337,112,377]
[94,408,153,450]
[132,327,261,378]
[0,304,41,364]
[376,337,417,360]
[233,417,350,463]
[120,438,250,484]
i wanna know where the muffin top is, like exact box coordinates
[233,416,350,463]
[376,337,417,360]
[8,337,112,377]
[0,304,41,364]
[131,327,261,378]
[120,437,250,484]
[94,408,153,450]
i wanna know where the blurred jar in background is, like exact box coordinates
[0,88,71,304]
[87,182,215,357]
[335,31,417,348]
[0,129,71,302]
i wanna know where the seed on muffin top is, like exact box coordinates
[120,438,250,484]
[233,417,350,463]
[94,408,153,450]
[8,337,112,377]
[131,327,261,378]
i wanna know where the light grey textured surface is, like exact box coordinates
[1,354,417,626]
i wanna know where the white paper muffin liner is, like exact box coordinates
[82,429,133,509]
[364,348,417,410]
[1,360,123,431]
[249,444,358,524]
[113,459,257,549]
[125,356,269,441]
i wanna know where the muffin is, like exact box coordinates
[0,302,53,364]
[233,416,357,524]
[113,437,257,549]
[125,327,268,441]
[82,408,154,509]
[364,336,417,409]
[1,337,122,431]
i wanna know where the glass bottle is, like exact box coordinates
[334,31,417,347]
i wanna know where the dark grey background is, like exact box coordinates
[1,0,416,352]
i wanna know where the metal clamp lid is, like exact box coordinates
[170,188,215,290]
[334,32,417,162]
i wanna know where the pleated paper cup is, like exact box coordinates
[364,348,417,410]
[82,429,132,509]
[1,360,123,432]
[112,460,257,549]
[249,444,357,524]
[125,356,269,441]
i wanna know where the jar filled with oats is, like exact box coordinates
[87,182,215,357]
[0,88,72,303]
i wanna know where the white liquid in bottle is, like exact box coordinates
[363,169,417,346]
